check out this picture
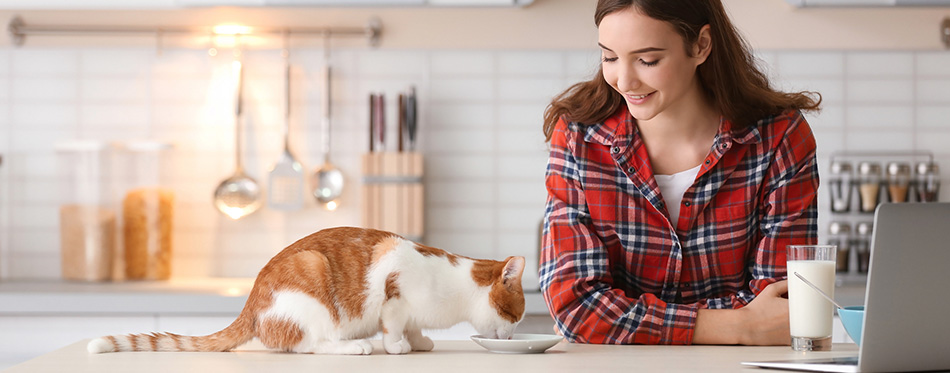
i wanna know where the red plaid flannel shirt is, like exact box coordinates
[540,107,818,344]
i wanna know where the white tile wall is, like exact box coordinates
[1,47,949,290]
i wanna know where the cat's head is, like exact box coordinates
[471,256,526,339]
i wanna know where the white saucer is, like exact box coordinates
[470,334,563,354]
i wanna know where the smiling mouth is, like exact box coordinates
[626,92,654,101]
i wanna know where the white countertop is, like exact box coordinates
[6,339,860,373]
[0,278,551,316]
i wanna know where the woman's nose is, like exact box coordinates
[616,65,640,92]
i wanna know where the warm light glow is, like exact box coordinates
[223,287,243,296]
[223,206,249,220]
[213,24,252,35]
[324,201,338,211]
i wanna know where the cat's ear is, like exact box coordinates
[502,256,525,286]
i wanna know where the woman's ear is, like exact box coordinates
[693,24,712,65]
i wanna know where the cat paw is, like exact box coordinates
[384,338,412,354]
[351,340,374,355]
[310,339,374,355]
[410,336,434,352]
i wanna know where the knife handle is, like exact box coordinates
[369,94,376,153]
[398,94,405,152]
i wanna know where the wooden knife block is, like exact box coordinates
[361,152,424,242]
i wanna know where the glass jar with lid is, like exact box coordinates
[915,161,940,202]
[857,162,882,213]
[885,162,911,203]
[828,161,854,213]
[828,222,851,273]
[56,141,117,282]
[116,141,175,281]
[854,222,873,274]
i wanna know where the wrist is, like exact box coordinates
[694,308,744,345]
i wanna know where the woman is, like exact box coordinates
[539,0,821,345]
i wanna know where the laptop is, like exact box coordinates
[742,202,950,372]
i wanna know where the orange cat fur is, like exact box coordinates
[87,227,526,355]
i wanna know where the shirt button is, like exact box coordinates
[612,147,621,154]
[720,143,727,149]
[704,159,711,165]
[627,167,635,173]
[682,282,691,288]
[684,201,691,207]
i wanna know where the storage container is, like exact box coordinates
[56,141,116,282]
[116,141,175,281]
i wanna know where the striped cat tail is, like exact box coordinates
[87,311,255,353]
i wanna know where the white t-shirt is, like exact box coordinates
[654,164,702,225]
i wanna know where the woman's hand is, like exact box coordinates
[737,280,790,345]
[694,280,789,345]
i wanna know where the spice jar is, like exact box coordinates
[885,162,911,203]
[915,162,940,203]
[828,161,854,213]
[828,222,851,273]
[857,162,882,213]
[854,222,873,274]
[57,141,116,282]
[116,141,175,281]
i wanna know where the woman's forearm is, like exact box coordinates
[693,308,744,345]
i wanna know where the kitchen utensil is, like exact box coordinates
[793,271,844,309]
[470,334,563,354]
[375,93,386,150]
[214,60,262,219]
[406,86,417,151]
[267,62,305,211]
[398,93,405,152]
[368,94,376,152]
[311,57,344,209]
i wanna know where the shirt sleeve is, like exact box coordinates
[748,111,820,296]
[539,118,699,345]
[689,112,819,310]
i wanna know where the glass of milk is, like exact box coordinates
[787,244,837,351]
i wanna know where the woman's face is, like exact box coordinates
[598,7,709,123]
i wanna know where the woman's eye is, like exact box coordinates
[602,56,618,63]
[640,59,659,67]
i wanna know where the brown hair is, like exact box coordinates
[542,0,821,142]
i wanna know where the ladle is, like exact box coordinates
[214,60,262,219]
[793,272,844,309]
[311,34,344,209]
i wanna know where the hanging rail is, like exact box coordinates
[7,15,382,47]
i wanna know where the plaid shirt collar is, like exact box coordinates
[580,107,764,150]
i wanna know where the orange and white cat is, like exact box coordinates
[87,227,526,355]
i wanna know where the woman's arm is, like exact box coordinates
[693,280,789,345]
[695,111,820,345]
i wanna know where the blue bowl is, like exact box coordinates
[838,306,865,345]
